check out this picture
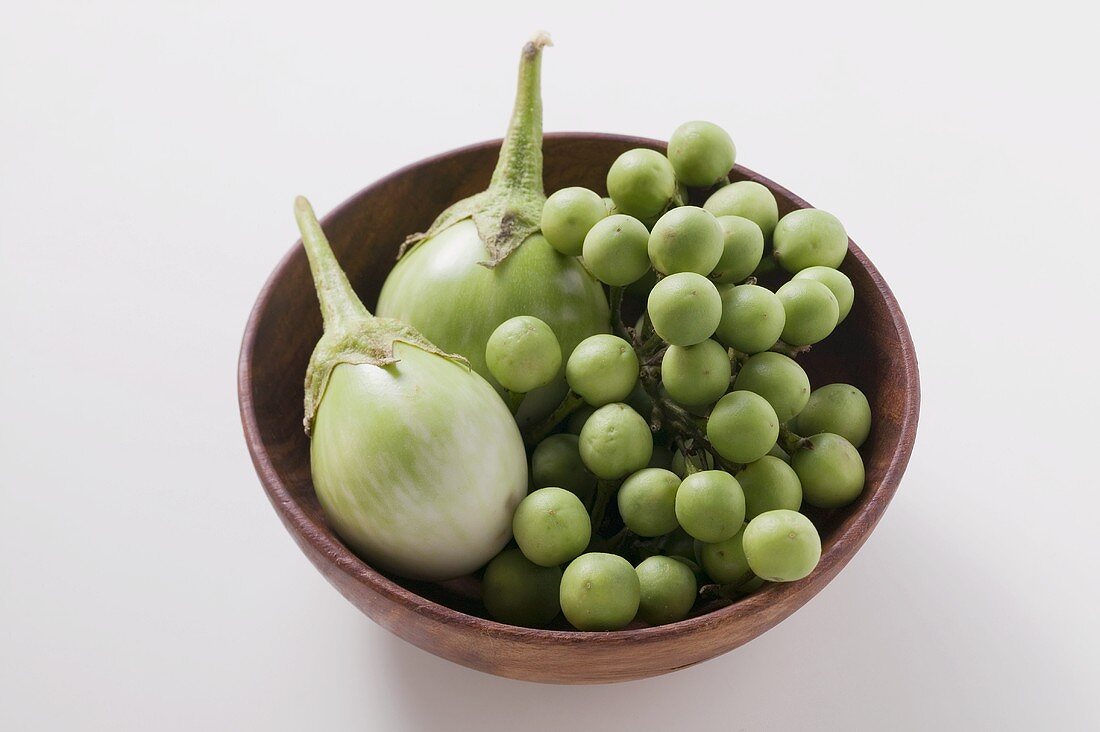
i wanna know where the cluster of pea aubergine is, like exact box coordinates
[475,120,870,632]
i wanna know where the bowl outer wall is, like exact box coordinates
[237,133,920,684]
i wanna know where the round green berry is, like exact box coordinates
[711,215,764,284]
[703,181,779,239]
[707,391,780,464]
[617,468,681,537]
[715,284,785,354]
[647,272,722,347]
[792,383,871,447]
[794,266,854,322]
[773,208,848,273]
[560,553,641,631]
[582,214,652,286]
[512,487,592,567]
[578,403,654,479]
[668,121,736,187]
[675,470,746,543]
[485,316,562,393]
[776,279,840,346]
[737,456,802,520]
[607,148,678,220]
[792,433,865,508]
[541,187,608,256]
[698,524,754,586]
[566,334,640,406]
[531,434,597,502]
[660,339,732,408]
[742,510,821,582]
[647,206,724,276]
[732,352,811,423]
[635,555,698,625]
[482,548,562,627]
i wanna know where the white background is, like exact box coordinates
[3,1,1098,729]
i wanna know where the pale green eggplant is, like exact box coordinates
[376,34,610,426]
[295,197,527,581]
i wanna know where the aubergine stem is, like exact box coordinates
[522,390,584,447]
[294,196,465,435]
[778,425,810,454]
[769,340,812,359]
[589,479,618,534]
[398,33,552,266]
[609,286,631,343]
[487,31,550,200]
[295,196,371,330]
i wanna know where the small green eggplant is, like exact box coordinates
[295,197,527,581]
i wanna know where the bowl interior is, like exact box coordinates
[240,133,918,628]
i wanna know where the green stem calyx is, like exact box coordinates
[294,196,467,435]
[399,33,551,268]
[778,425,809,454]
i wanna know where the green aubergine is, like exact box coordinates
[295,197,527,582]
[376,34,610,426]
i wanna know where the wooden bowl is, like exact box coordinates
[238,133,920,684]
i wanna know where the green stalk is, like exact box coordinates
[487,32,549,200]
[295,196,464,435]
[589,479,618,533]
[778,425,808,454]
[399,33,552,266]
[769,341,812,359]
[609,286,631,342]
[523,390,584,447]
[295,197,371,331]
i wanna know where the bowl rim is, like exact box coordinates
[238,131,920,646]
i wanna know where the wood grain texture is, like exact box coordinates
[237,133,921,684]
